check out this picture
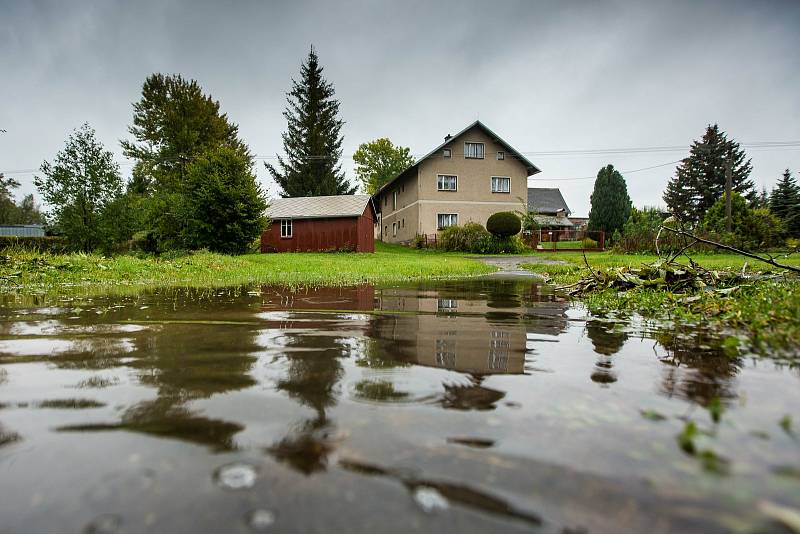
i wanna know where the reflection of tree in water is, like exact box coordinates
[267,333,349,475]
[657,332,742,407]
[57,321,259,452]
[439,375,505,411]
[586,320,627,386]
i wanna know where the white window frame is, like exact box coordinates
[491,176,511,194]
[464,142,485,159]
[392,190,397,211]
[280,219,293,238]
[443,148,451,159]
[437,174,458,191]
[497,151,505,160]
[437,213,458,230]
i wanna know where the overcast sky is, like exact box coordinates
[1,0,798,216]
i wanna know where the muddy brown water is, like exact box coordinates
[0,279,798,533]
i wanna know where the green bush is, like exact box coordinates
[476,235,527,254]
[486,212,521,238]
[703,193,785,250]
[0,236,69,253]
[438,223,490,252]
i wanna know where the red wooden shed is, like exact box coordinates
[261,195,377,253]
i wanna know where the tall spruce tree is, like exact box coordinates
[588,164,632,237]
[770,169,800,236]
[663,124,754,224]
[267,47,355,197]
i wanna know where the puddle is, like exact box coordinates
[0,280,797,533]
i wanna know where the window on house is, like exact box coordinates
[392,223,397,237]
[401,218,405,228]
[491,176,511,193]
[437,299,458,312]
[497,151,505,160]
[443,148,451,159]
[464,142,485,159]
[392,190,397,210]
[384,225,387,235]
[437,175,457,191]
[280,219,293,238]
[437,213,458,230]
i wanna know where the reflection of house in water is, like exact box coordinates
[261,285,377,312]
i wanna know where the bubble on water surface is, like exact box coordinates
[413,486,449,513]
[83,513,122,533]
[247,509,276,530]
[215,462,257,490]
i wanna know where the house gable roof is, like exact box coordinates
[527,188,571,216]
[267,194,375,220]
[374,120,541,198]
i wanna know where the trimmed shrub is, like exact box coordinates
[486,212,521,238]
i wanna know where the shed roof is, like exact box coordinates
[533,214,574,228]
[266,195,374,220]
[527,188,571,216]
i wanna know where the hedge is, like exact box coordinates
[0,236,70,253]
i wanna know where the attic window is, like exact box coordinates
[497,151,505,160]
[443,148,451,159]
[465,142,484,159]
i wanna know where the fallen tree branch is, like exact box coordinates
[658,226,800,274]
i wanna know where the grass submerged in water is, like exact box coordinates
[0,241,495,297]
[521,252,800,354]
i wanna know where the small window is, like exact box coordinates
[464,142,484,159]
[392,190,397,211]
[401,218,405,228]
[443,148,451,159]
[491,176,511,193]
[497,151,505,160]
[437,213,458,230]
[280,219,293,238]
[384,225,387,235]
[392,223,397,237]
[437,299,458,312]
[437,175,457,191]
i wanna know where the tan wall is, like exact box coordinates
[378,125,529,242]
[379,172,419,243]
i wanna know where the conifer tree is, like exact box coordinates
[663,124,754,224]
[770,169,800,236]
[588,164,632,237]
[267,47,355,197]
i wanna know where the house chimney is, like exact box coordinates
[444,134,452,142]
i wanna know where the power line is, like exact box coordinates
[3,140,799,178]
[532,159,685,182]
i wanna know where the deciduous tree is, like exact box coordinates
[179,147,268,254]
[353,138,414,194]
[34,123,125,252]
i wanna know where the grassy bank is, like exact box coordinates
[0,242,494,296]
[522,252,800,353]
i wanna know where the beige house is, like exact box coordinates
[373,121,541,243]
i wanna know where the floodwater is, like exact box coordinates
[0,279,798,533]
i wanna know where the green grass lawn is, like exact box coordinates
[0,241,494,296]
[522,251,800,354]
